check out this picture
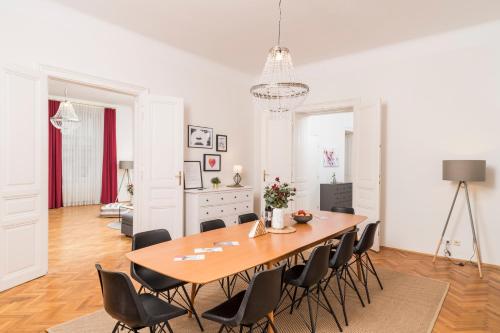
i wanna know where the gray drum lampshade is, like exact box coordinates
[442,160,485,182]
[119,160,134,170]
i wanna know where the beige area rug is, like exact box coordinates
[47,269,448,333]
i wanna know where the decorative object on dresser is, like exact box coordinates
[188,125,213,149]
[183,161,203,189]
[263,177,296,229]
[203,154,221,172]
[185,186,254,235]
[433,160,486,278]
[210,177,221,189]
[320,183,352,211]
[216,134,227,152]
[227,164,243,187]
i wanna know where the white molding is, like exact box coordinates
[294,98,361,114]
[39,64,148,96]
[48,95,126,110]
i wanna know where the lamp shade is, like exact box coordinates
[119,160,134,170]
[233,165,243,174]
[442,160,485,181]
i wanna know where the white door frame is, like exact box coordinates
[39,65,148,235]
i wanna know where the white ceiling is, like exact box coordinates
[49,78,135,106]
[52,0,500,73]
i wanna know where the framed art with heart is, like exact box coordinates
[203,154,221,172]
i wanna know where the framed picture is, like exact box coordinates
[183,161,203,189]
[188,125,213,149]
[203,154,221,172]
[216,134,227,152]
[323,148,339,167]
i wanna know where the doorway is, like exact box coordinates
[293,110,354,212]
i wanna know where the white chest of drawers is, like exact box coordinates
[184,186,254,236]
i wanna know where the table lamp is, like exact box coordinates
[433,160,485,278]
[228,165,243,187]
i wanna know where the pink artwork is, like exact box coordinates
[323,149,339,167]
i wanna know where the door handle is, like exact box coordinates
[175,171,182,186]
[263,170,270,182]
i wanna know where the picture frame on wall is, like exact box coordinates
[216,134,227,152]
[188,125,213,149]
[183,161,203,189]
[203,154,221,172]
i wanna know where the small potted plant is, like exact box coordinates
[263,177,296,229]
[127,184,134,203]
[211,177,221,189]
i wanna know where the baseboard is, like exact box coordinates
[379,245,500,270]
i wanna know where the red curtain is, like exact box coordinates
[101,108,118,204]
[48,100,63,208]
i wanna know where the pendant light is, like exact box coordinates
[250,0,309,112]
[50,89,80,134]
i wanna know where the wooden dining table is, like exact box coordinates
[126,210,367,330]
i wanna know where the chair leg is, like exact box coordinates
[181,285,204,331]
[323,269,334,291]
[318,285,343,332]
[336,271,348,326]
[305,289,316,333]
[290,286,298,314]
[218,325,225,333]
[346,265,365,307]
[359,255,371,304]
[112,322,120,333]
[164,321,174,333]
[366,252,383,290]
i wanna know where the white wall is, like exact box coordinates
[294,21,500,265]
[0,0,254,195]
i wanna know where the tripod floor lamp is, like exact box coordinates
[116,160,133,202]
[433,160,485,278]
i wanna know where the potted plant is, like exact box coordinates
[263,177,296,229]
[211,177,221,189]
[127,184,134,203]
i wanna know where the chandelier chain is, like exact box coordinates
[277,0,282,45]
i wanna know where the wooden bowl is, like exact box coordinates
[292,214,313,224]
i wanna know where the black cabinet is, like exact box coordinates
[320,183,352,211]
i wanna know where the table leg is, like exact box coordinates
[355,229,362,281]
[189,283,198,318]
[265,262,275,333]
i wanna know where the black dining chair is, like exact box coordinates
[281,245,342,333]
[323,230,365,326]
[96,264,187,333]
[351,221,383,304]
[131,229,204,331]
[200,219,226,233]
[202,265,285,333]
[238,213,259,224]
[330,207,355,215]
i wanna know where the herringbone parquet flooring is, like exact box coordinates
[0,205,499,332]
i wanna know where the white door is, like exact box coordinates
[0,65,48,291]
[353,100,382,251]
[261,111,293,211]
[135,95,184,239]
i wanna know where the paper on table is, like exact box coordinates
[213,241,240,247]
[194,247,223,253]
[174,254,206,262]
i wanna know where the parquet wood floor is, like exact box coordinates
[0,205,499,332]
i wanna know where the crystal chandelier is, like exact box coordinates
[50,89,80,134]
[250,0,309,112]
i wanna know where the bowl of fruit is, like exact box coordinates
[292,210,313,224]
